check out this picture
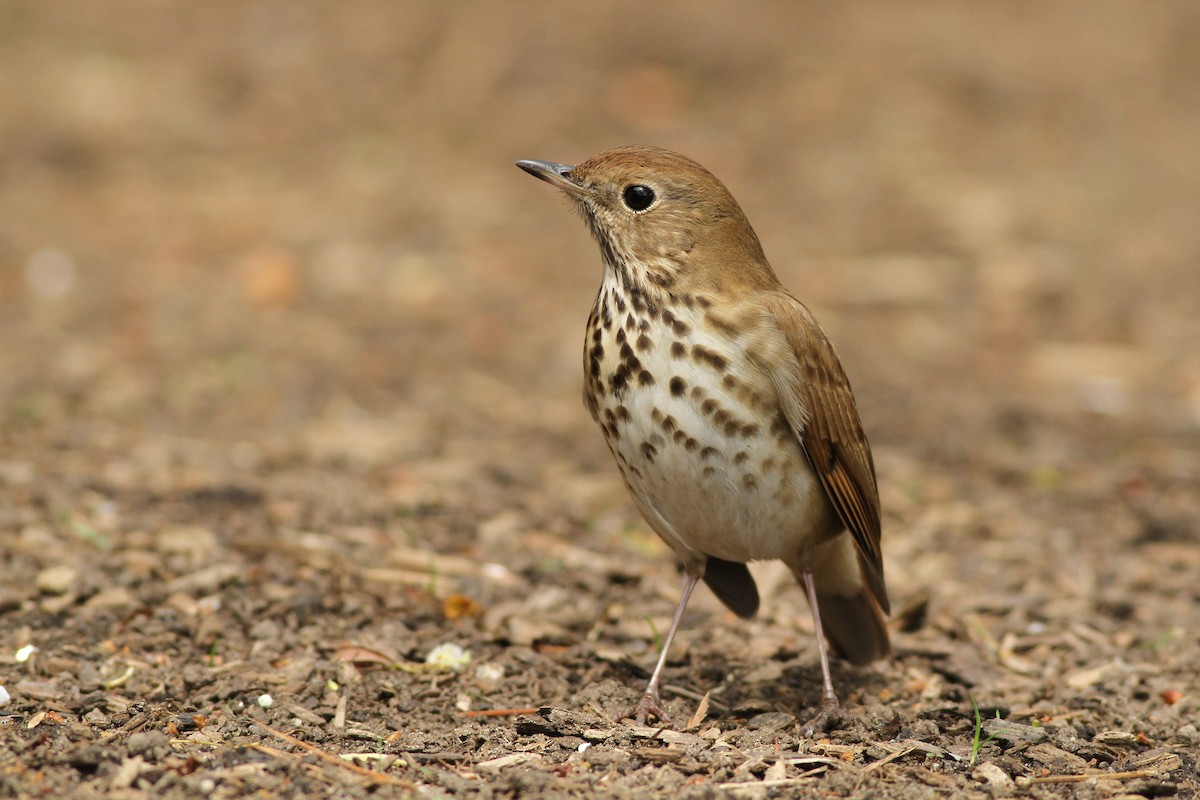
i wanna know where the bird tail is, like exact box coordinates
[814,582,890,665]
[795,535,890,665]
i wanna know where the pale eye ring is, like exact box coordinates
[622,184,656,212]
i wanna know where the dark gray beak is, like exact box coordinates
[516,159,585,198]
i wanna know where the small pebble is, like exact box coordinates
[36,566,78,595]
[474,662,504,690]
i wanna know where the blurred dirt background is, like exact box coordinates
[2,2,1199,798]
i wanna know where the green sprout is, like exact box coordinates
[969,695,1003,767]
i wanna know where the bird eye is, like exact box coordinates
[622,184,656,212]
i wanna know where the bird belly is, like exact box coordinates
[590,314,836,566]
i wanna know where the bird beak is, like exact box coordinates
[516,159,586,198]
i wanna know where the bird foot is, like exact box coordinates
[615,689,672,727]
[801,699,845,737]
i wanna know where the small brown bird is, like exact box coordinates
[517,146,889,726]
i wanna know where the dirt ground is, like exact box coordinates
[2,3,1199,798]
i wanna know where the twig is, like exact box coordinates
[716,771,827,790]
[462,707,539,718]
[1021,769,1154,786]
[255,723,415,787]
[862,745,914,772]
[663,683,729,709]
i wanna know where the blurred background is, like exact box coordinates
[2,3,1199,789]
[4,0,1200,603]
[4,2,1199,447]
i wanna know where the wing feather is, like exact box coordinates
[760,293,889,613]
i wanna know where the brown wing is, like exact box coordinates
[760,293,889,614]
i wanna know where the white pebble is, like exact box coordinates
[14,645,38,663]
[0,686,10,706]
[474,662,505,690]
[257,693,274,708]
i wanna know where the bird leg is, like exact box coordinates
[801,571,845,735]
[616,572,700,726]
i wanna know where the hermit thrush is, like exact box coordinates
[517,146,889,727]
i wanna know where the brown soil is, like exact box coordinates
[2,3,1198,798]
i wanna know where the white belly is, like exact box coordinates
[589,302,836,567]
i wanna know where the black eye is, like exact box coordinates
[622,184,656,212]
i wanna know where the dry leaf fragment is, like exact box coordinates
[443,594,484,620]
[684,691,710,731]
[331,645,395,667]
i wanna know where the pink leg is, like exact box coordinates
[803,571,840,712]
[801,573,840,734]
[617,572,700,725]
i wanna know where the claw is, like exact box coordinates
[801,700,845,737]
[616,689,672,726]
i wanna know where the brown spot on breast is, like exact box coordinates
[637,369,654,386]
[770,414,790,437]
[697,295,713,308]
[723,420,741,437]
[651,408,663,423]
[705,312,738,337]
[670,341,686,358]
[636,333,653,352]
[700,399,718,416]
[648,433,665,448]
[684,437,699,451]
[661,415,677,434]
[640,441,658,461]
[712,409,730,427]
[742,474,757,490]
[700,446,718,460]
[733,452,749,465]
[702,466,716,478]
[648,270,674,289]
[669,376,686,397]
[741,423,759,437]
[616,405,631,422]
[672,429,688,445]
[662,310,688,335]
[691,345,728,372]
